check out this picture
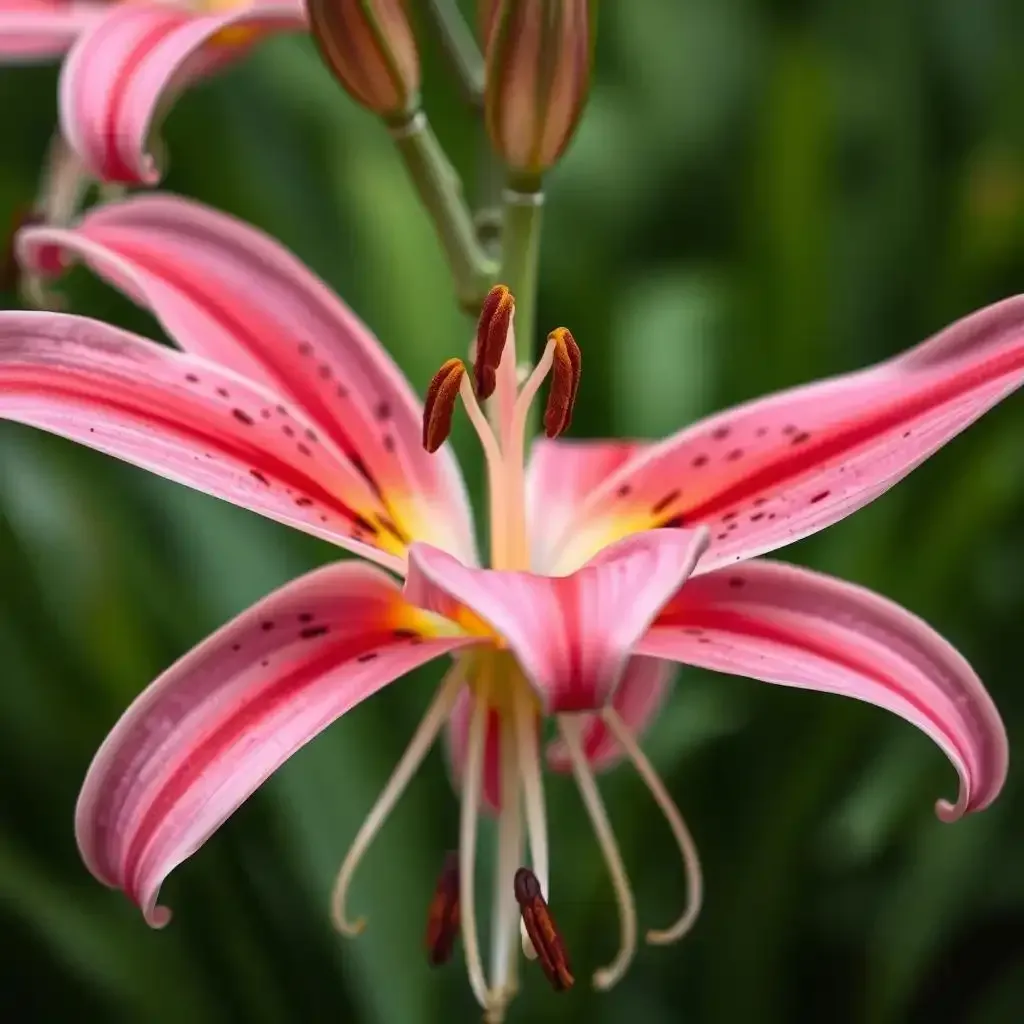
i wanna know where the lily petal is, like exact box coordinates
[76,559,475,926]
[0,0,103,61]
[0,312,415,571]
[525,437,647,572]
[405,529,708,712]
[18,194,477,563]
[545,656,676,772]
[542,297,1024,574]
[58,0,306,184]
[640,560,1007,820]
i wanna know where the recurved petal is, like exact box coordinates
[405,529,708,712]
[76,561,474,926]
[545,656,676,772]
[58,1,306,184]
[640,560,1008,820]
[0,0,103,61]
[541,296,1024,575]
[0,312,412,571]
[17,194,477,564]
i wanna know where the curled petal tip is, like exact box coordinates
[935,795,966,823]
[144,904,173,929]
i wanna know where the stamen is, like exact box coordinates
[513,868,574,992]
[422,358,466,453]
[543,328,582,439]
[514,685,548,959]
[424,852,460,966]
[474,284,515,399]
[558,714,638,991]
[489,712,523,1003]
[601,708,703,945]
[459,673,492,1009]
[331,664,465,937]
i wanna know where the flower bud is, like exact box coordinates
[307,0,420,120]
[483,0,594,177]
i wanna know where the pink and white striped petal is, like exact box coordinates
[525,437,647,572]
[405,529,708,713]
[545,656,676,772]
[58,0,306,184]
[640,560,1007,820]
[541,297,1024,574]
[18,194,477,564]
[76,560,476,927]
[0,0,104,61]
[0,312,412,571]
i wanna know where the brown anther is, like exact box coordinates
[473,284,515,399]
[543,328,582,439]
[513,867,574,992]
[424,852,461,967]
[422,358,466,453]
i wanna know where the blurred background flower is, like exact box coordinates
[1,1,1023,1022]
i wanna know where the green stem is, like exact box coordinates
[391,112,497,311]
[425,0,485,107]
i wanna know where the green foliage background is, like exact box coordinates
[2,1,1024,1021]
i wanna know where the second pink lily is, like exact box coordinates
[0,194,1015,1020]
[1,1,306,184]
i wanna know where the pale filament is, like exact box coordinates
[331,663,466,936]
[459,670,493,1010]
[458,374,512,570]
[601,707,703,944]
[514,684,549,960]
[489,710,523,1008]
[558,714,638,991]
[493,315,520,452]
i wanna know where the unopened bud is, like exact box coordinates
[473,284,514,399]
[307,0,420,119]
[543,327,581,438]
[424,852,460,966]
[423,358,466,453]
[514,867,574,991]
[484,0,594,176]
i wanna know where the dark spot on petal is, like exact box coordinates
[903,430,911,438]
[217,387,229,398]
[231,643,241,652]
[261,621,275,632]
[304,428,317,443]
[767,512,777,520]
[249,469,270,486]
[295,496,314,507]
[716,532,729,540]
[318,364,332,380]
[277,404,289,416]
[722,511,737,522]
[282,425,295,438]
[260,408,271,419]
[300,625,329,639]
[810,490,830,504]
[682,627,703,635]
[726,448,743,461]
[233,409,254,426]
[297,443,312,456]
[616,484,631,498]
[298,612,314,623]
[375,400,391,421]
[782,424,798,436]
[754,497,768,507]
[320,515,329,523]
[751,512,765,521]
[382,434,395,453]
[661,514,687,529]
[756,427,768,437]
[356,651,379,663]
[260,659,270,668]
[298,342,313,356]
[393,628,419,639]
[336,384,349,399]
[728,577,745,589]
[711,426,730,440]
[652,489,681,515]
[691,454,708,468]
[727,522,738,531]
[185,373,200,383]
[791,431,811,445]
[697,636,712,644]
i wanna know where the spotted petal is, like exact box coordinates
[640,560,1007,820]
[0,0,103,61]
[58,1,306,184]
[18,194,476,564]
[76,560,475,926]
[406,529,708,712]
[0,312,413,571]
[541,297,1024,574]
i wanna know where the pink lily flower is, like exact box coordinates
[1,1,306,185]
[0,194,1015,1018]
